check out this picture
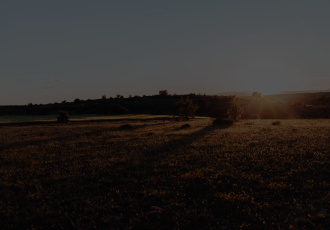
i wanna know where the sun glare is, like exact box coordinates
[233,59,300,95]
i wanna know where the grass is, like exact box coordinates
[1,118,330,229]
[271,120,281,125]
[0,114,209,124]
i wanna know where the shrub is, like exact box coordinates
[159,90,169,96]
[252,114,260,119]
[245,122,254,125]
[120,124,132,129]
[134,95,140,99]
[180,124,190,129]
[102,95,106,99]
[199,99,210,108]
[27,103,33,107]
[212,118,234,126]
[175,96,198,121]
[293,101,302,107]
[61,100,67,104]
[318,96,326,103]
[57,110,70,123]
[227,97,244,121]
[272,121,281,125]
[109,97,113,100]
[74,98,81,103]
[252,92,262,98]
[112,104,128,114]
[116,94,122,98]
[129,94,132,98]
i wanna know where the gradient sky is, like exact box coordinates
[2,1,330,105]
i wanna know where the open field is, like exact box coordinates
[1,118,330,229]
[0,114,208,124]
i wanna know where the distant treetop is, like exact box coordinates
[252,92,262,98]
[159,90,169,96]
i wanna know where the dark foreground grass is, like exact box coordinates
[1,119,330,229]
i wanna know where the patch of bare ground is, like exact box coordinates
[1,119,330,229]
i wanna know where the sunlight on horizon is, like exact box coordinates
[232,58,303,95]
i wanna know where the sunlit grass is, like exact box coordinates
[1,118,330,229]
[0,114,209,123]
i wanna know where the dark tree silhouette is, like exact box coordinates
[175,96,198,120]
[252,92,262,98]
[227,97,244,121]
[159,90,169,96]
[57,110,70,123]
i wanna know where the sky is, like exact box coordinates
[2,1,330,105]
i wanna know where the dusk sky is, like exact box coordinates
[2,1,330,105]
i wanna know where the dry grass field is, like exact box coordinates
[1,118,330,229]
[0,114,203,124]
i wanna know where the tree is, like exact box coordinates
[159,90,169,96]
[74,98,81,103]
[252,92,261,98]
[227,97,244,121]
[175,96,198,120]
[57,110,70,123]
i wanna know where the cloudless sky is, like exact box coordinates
[2,0,330,105]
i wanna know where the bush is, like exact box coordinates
[61,100,67,104]
[252,92,262,98]
[199,99,210,108]
[102,95,106,99]
[293,101,302,107]
[175,96,198,121]
[74,98,81,103]
[212,118,234,126]
[120,124,132,129]
[159,90,169,96]
[57,110,70,123]
[252,113,260,119]
[227,97,244,121]
[112,104,128,114]
[27,103,33,107]
[180,124,190,129]
[271,121,281,125]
